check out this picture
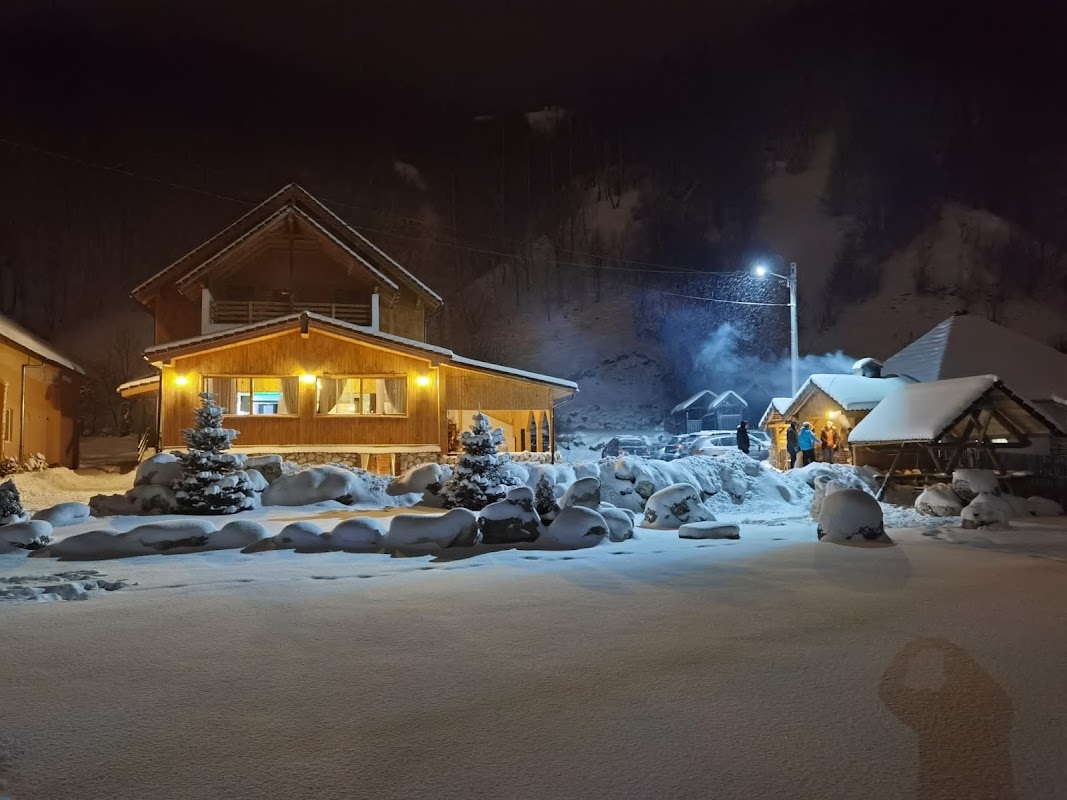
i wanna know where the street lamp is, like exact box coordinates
[753,259,799,396]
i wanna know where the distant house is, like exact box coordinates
[669,389,748,433]
[0,313,84,468]
[118,184,577,473]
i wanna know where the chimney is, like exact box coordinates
[852,357,883,379]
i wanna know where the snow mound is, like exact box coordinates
[262,522,329,552]
[790,462,877,492]
[385,509,480,549]
[810,476,848,521]
[1027,496,1064,517]
[0,520,53,554]
[915,484,964,517]
[643,483,714,530]
[262,466,406,508]
[127,484,178,514]
[817,488,891,544]
[389,463,446,497]
[962,492,1014,529]
[134,453,183,487]
[329,518,386,553]
[479,496,541,544]
[212,520,271,549]
[48,519,218,560]
[524,463,577,488]
[245,469,269,493]
[600,507,635,542]
[679,521,740,540]
[32,502,91,527]
[952,469,1000,503]
[561,477,601,509]
[540,506,608,548]
[0,570,130,602]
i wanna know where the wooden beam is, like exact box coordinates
[877,448,904,500]
[925,444,944,474]
[989,407,1031,446]
[944,417,977,474]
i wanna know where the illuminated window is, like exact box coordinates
[2,407,12,442]
[316,376,407,416]
[202,376,299,416]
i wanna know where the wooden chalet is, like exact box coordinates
[0,313,84,468]
[121,185,576,473]
[758,397,793,469]
[668,389,748,434]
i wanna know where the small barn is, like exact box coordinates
[848,375,1065,495]
[669,389,749,434]
[0,314,84,468]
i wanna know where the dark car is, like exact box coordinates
[658,433,701,461]
[601,436,653,458]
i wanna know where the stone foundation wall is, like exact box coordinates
[395,451,442,473]
[282,452,363,469]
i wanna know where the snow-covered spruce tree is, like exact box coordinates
[441,413,519,511]
[172,392,255,515]
[0,478,27,524]
[534,473,560,523]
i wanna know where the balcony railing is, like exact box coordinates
[210,300,373,327]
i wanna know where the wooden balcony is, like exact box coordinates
[210,300,373,327]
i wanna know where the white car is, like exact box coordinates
[687,430,770,461]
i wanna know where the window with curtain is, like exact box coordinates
[202,376,299,416]
[316,376,407,415]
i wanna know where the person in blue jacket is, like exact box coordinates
[798,421,819,466]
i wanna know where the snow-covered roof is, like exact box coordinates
[883,314,1067,401]
[758,397,793,428]
[145,312,578,391]
[786,374,913,416]
[671,390,718,415]
[709,390,747,409]
[117,374,161,396]
[0,313,84,374]
[132,184,442,309]
[848,375,1063,444]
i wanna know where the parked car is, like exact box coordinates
[601,435,654,458]
[687,430,770,461]
[658,433,702,461]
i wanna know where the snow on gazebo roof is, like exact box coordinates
[784,374,913,417]
[848,375,1064,445]
[883,314,1067,401]
[758,397,794,428]
[0,313,84,374]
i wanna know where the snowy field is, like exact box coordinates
[3,497,1067,798]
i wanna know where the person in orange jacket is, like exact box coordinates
[820,421,840,463]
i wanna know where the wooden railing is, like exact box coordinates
[211,300,372,326]
[136,429,151,461]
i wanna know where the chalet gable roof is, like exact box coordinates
[144,312,577,392]
[784,374,913,418]
[131,184,443,310]
[0,312,84,374]
[670,390,718,415]
[709,390,747,409]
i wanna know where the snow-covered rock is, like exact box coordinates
[914,483,964,517]
[124,519,218,553]
[212,520,271,550]
[32,502,91,527]
[127,484,177,514]
[0,520,53,553]
[642,483,714,529]
[540,506,609,548]
[500,460,530,486]
[262,466,393,507]
[810,476,847,521]
[389,462,447,497]
[1026,496,1064,517]
[261,522,330,552]
[961,492,1014,529]
[505,485,534,506]
[328,518,385,553]
[244,469,269,493]
[561,477,601,509]
[134,453,183,487]
[600,507,635,542]
[678,521,740,540]
[479,496,541,544]
[385,508,480,549]
[573,462,601,481]
[88,493,137,517]
[817,488,891,544]
[245,455,284,482]
[952,469,1000,503]
[1003,494,1032,518]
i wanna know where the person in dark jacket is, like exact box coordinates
[785,420,799,469]
[736,420,751,455]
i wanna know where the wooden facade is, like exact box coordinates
[0,321,83,468]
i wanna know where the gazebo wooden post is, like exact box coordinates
[877,447,904,500]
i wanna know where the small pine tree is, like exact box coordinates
[534,474,560,522]
[441,412,518,510]
[0,478,26,524]
[172,392,255,515]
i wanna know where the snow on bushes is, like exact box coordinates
[952,469,1000,503]
[534,475,561,522]
[262,465,399,507]
[915,484,964,517]
[817,488,891,544]
[539,506,608,548]
[561,477,601,509]
[31,502,91,527]
[642,483,714,529]
[0,520,53,553]
[479,486,541,544]
[385,508,480,549]
[679,521,740,540]
[961,492,1014,529]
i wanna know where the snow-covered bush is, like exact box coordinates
[0,479,28,524]
[20,452,48,472]
[679,521,740,540]
[642,483,714,529]
[32,502,91,527]
[1027,496,1064,517]
[0,520,53,553]
[600,507,635,542]
[135,453,183,487]
[561,477,601,509]
[262,465,385,507]
[817,489,891,544]
[534,474,561,523]
[961,492,1014,529]
[479,486,541,544]
[914,484,964,517]
[127,484,178,514]
[389,462,451,507]
[385,508,480,549]
[171,393,255,515]
[539,506,608,548]
[0,456,19,477]
[952,469,1000,503]
[441,413,519,510]
[329,518,385,553]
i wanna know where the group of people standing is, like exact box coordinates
[784,419,840,468]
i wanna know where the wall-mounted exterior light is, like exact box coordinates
[415,374,431,387]
[174,374,189,387]
[299,374,317,385]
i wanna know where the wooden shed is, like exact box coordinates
[0,314,84,468]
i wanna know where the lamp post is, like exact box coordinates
[754,259,799,396]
